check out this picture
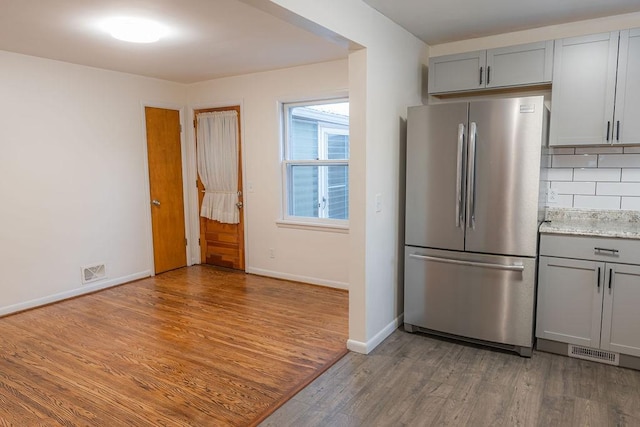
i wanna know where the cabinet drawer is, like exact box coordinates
[540,234,640,264]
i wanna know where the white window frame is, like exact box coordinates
[279,98,349,231]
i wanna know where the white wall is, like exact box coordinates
[0,50,186,315]
[255,0,429,352]
[185,60,351,288]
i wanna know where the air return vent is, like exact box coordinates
[81,264,106,284]
[568,344,619,366]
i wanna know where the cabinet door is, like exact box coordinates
[601,263,640,357]
[613,28,640,145]
[549,32,619,146]
[428,51,486,94]
[536,256,604,348]
[486,41,553,88]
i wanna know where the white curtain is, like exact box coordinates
[197,111,239,224]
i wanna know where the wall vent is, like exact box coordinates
[81,264,106,284]
[568,344,619,366]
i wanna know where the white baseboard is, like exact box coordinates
[246,267,349,290]
[347,313,404,354]
[0,270,152,317]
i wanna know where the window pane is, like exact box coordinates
[287,165,348,220]
[289,117,318,160]
[289,165,319,217]
[327,165,349,219]
[327,134,349,160]
[284,100,349,221]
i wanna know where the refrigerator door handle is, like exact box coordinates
[467,122,477,229]
[409,253,525,272]
[456,123,465,227]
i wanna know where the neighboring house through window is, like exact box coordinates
[282,100,349,225]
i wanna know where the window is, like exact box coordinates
[282,100,349,225]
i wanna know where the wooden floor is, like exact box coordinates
[263,329,640,426]
[0,266,349,426]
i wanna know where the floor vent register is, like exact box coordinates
[568,344,619,366]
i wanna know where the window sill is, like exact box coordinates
[276,219,349,234]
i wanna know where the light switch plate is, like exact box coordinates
[375,193,382,212]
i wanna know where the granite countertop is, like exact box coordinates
[539,208,640,239]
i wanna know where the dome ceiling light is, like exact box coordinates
[102,17,169,43]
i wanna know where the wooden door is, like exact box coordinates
[145,107,187,274]
[195,106,245,270]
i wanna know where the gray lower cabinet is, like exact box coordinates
[601,263,640,357]
[537,234,640,358]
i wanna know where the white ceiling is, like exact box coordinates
[3,1,640,84]
[362,0,640,45]
[0,0,348,83]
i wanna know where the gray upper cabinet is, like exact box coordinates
[428,41,553,94]
[550,29,640,146]
[613,29,640,145]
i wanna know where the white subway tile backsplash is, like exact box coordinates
[597,182,640,196]
[622,169,640,182]
[551,181,595,195]
[545,149,640,211]
[622,197,640,210]
[573,168,621,182]
[548,147,575,155]
[555,194,574,208]
[552,154,598,168]
[573,195,621,209]
[544,168,573,181]
[574,147,623,154]
[598,154,640,168]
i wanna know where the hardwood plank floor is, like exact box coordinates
[263,329,640,426]
[0,266,349,426]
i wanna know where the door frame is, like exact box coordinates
[189,100,247,266]
[141,101,193,275]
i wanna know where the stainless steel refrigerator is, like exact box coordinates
[403,96,547,357]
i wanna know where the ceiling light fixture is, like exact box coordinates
[102,17,168,43]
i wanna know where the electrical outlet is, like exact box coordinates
[269,248,275,259]
[547,188,558,204]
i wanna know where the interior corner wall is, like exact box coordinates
[261,0,429,353]
[0,50,186,315]
[185,60,351,288]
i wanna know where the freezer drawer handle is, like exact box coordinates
[409,254,525,272]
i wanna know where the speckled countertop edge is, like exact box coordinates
[539,208,640,239]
